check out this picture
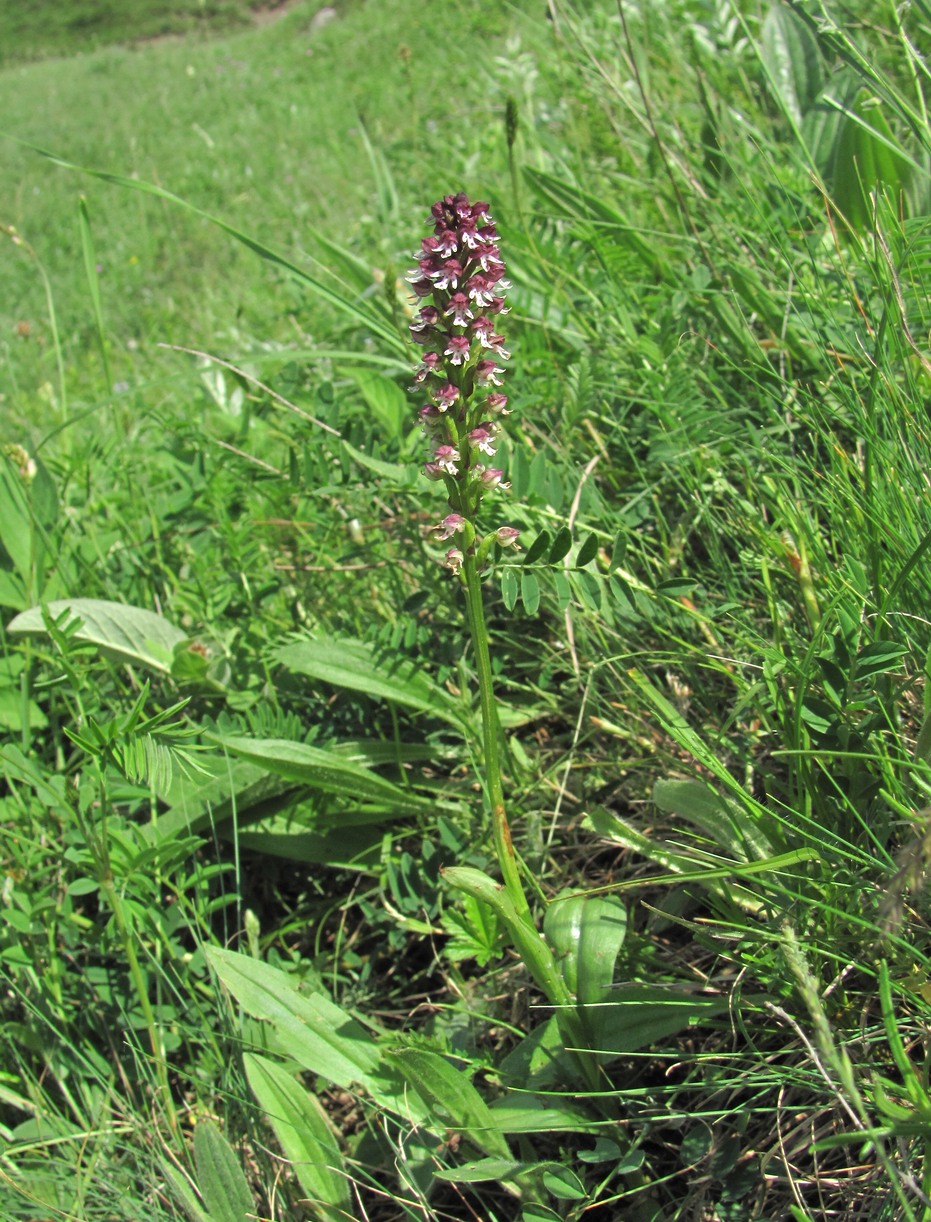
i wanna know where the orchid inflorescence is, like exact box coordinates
[407,193,520,573]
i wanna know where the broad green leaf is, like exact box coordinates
[830,89,912,230]
[192,1120,253,1222]
[275,636,462,726]
[575,533,599,568]
[8,598,186,674]
[161,1162,211,1222]
[548,527,573,564]
[853,641,909,681]
[587,984,728,1055]
[541,1164,587,1200]
[544,893,627,1007]
[243,1053,350,1219]
[489,1094,600,1134]
[341,439,419,484]
[387,1048,511,1160]
[154,756,299,841]
[0,688,47,732]
[213,736,432,813]
[522,530,552,566]
[236,818,384,865]
[433,1158,526,1183]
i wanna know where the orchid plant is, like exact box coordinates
[405,196,625,1082]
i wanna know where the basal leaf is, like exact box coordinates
[213,735,432,813]
[387,1048,511,1160]
[276,636,462,726]
[192,1121,253,1222]
[8,598,186,674]
[243,1054,350,1219]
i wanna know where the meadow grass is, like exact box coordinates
[3,0,931,1218]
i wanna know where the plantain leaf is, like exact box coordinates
[212,735,432,813]
[8,598,186,674]
[192,1121,253,1222]
[206,948,419,1121]
[243,1053,351,1220]
[387,1048,512,1160]
[761,3,823,130]
[544,892,627,1007]
[276,636,462,726]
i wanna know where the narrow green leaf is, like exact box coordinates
[501,567,519,611]
[243,1054,351,1219]
[7,598,186,674]
[192,1121,253,1222]
[853,641,909,681]
[19,140,408,356]
[78,195,112,392]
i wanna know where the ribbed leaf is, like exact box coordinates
[387,1048,511,1160]
[213,735,431,813]
[243,1054,350,1219]
[276,636,462,726]
[544,893,626,1006]
[207,948,420,1121]
[8,598,186,674]
[761,3,823,129]
[192,1121,253,1222]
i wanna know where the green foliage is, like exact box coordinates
[4,0,931,1217]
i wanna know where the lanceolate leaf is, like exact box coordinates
[207,948,382,1085]
[192,1121,253,1222]
[275,636,462,726]
[8,598,186,673]
[213,735,432,813]
[386,1048,511,1160]
[243,1054,351,1220]
[206,948,421,1121]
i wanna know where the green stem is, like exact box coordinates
[461,549,530,921]
[98,872,179,1139]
